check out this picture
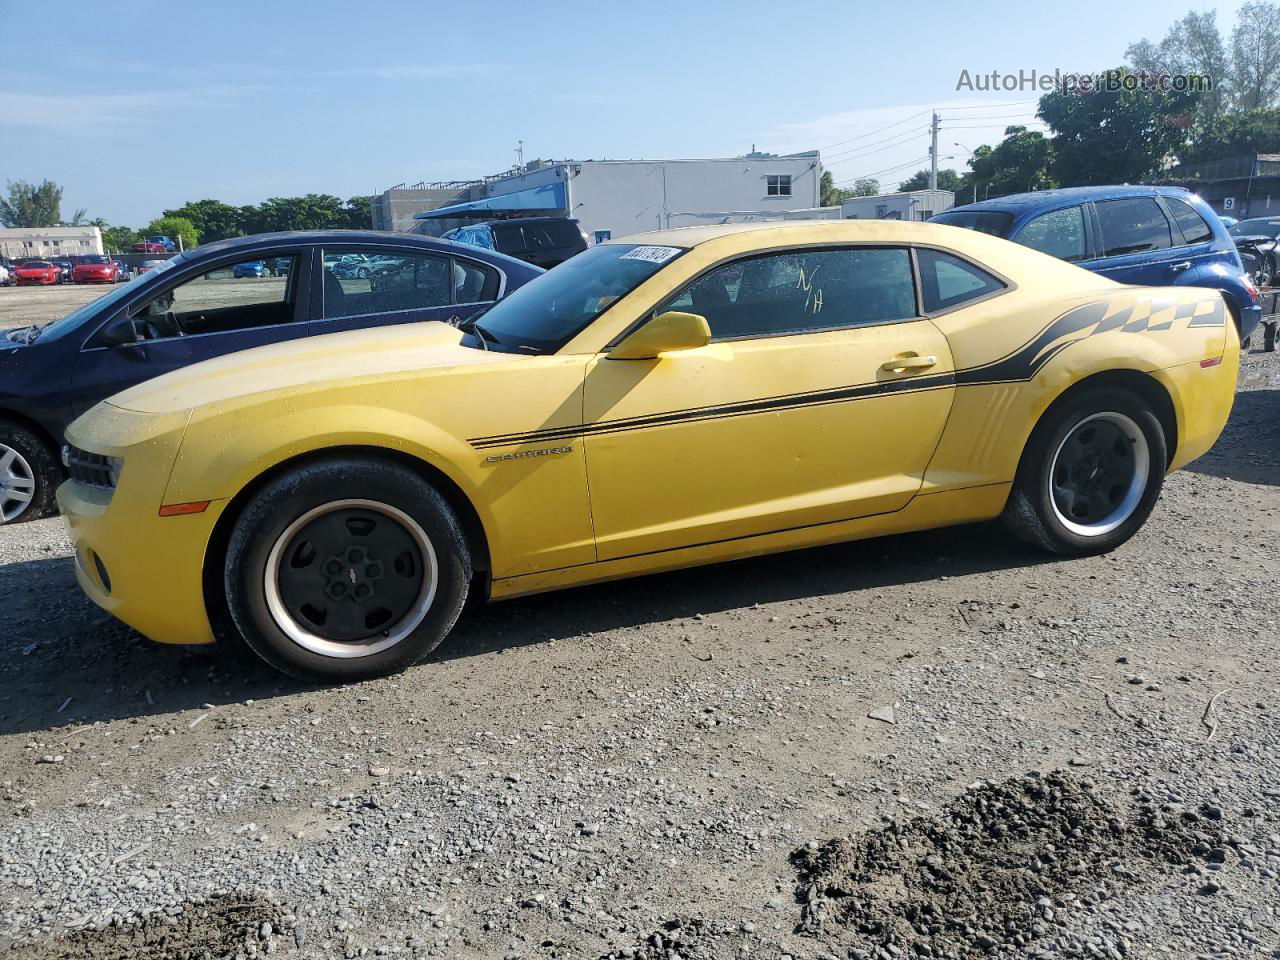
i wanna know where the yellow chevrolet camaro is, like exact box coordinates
[58,221,1238,681]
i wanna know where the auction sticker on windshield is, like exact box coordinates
[618,245,683,264]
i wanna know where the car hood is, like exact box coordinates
[108,320,512,415]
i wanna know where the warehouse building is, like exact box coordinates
[0,226,103,259]
[840,189,955,222]
[398,151,827,242]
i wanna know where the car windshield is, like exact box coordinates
[929,209,1015,237]
[469,242,686,354]
[1228,219,1280,238]
[23,261,53,268]
[81,256,110,264]
[35,255,184,342]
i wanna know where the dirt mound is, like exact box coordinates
[6,896,285,960]
[793,770,1222,958]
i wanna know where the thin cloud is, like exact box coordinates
[0,85,274,134]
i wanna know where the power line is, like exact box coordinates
[941,113,1044,124]
[936,100,1039,113]
[835,155,933,185]
[945,122,1049,130]
[816,109,933,151]
[823,126,931,164]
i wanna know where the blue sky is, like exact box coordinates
[0,0,1246,226]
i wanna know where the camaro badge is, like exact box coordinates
[485,445,574,463]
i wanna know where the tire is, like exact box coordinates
[357,267,370,279]
[1002,387,1167,556]
[224,458,471,682]
[1260,255,1276,288]
[0,422,60,525]
[1265,322,1279,353]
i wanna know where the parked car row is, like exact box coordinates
[1,255,136,285]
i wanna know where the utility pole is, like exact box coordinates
[929,112,939,191]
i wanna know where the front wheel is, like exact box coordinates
[1002,387,1167,556]
[0,423,60,525]
[224,458,472,682]
[1265,321,1279,353]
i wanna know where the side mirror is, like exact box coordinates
[608,311,711,360]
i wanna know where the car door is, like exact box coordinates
[72,249,311,416]
[1157,195,1221,283]
[581,245,957,561]
[1085,196,1187,285]
[312,247,500,337]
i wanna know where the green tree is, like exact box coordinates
[1181,107,1280,163]
[0,179,63,227]
[848,177,880,197]
[341,195,373,229]
[820,171,851,206]
[896,168,965,193]
[162,199,245,242]
[101,225,137,253]
[144,215,199,250]
[1038,71,1198,185]
[1231,1,1280,109]
[1127,10,1230,122]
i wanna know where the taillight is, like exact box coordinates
[1241,274,1261,303]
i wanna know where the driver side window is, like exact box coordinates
[133,255,298,340]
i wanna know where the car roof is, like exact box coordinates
[944,184,1201,216]
[468,216,581,227]
[170,229,543,274]
[609,219,969,248]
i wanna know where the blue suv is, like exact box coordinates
[931,186,1262,345]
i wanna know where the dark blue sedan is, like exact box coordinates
[930,186,1263,346]
[0,231,542,524]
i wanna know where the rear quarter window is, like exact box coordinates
[1163,197,1214,245]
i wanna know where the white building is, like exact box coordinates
[0,226,103,259]
[840,190,955,222]
[412,152,828,242]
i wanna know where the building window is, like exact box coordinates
[766,174,792,197]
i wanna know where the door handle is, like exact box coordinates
[1171,261,1192,272]
[882,354,938,373]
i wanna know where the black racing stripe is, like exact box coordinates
[469,372,957,449]
[470,294,1216,450]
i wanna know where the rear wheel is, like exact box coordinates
[1002,387,1167,556]
[0,423,60,525]
[1265,321,1279,353]
[224,458,471,682]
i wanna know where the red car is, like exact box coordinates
[131,241,167,253]
[71,255,120,284]
[13,261,61,286]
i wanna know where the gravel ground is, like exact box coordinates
[0,335,1277,958]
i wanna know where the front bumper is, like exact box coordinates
[58,404,220,646]
[59,482,223,646]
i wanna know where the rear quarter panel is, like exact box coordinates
[925,285,1230,491]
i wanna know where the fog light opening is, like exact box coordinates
[91,550,112,595]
